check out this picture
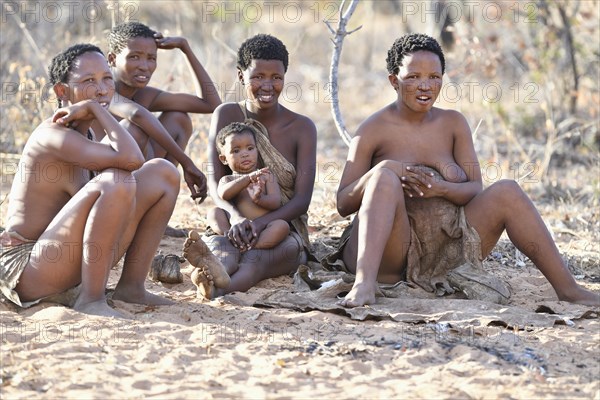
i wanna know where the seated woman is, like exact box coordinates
[106,21,223,209]
[331,33,599,308]
[0,44,180,317]
[183,34,317,299]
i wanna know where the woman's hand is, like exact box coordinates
[181,162,208,203]
[226,218,266,252]
[400,165,446,198]
[52,100,99,129]
[154,32,186,50]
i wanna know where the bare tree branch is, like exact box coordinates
[326,0,362,147]
[556,2,579,115]
[10,14,47,78]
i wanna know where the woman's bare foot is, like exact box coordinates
[337,282,377,308]
[191,267,215,299]
[183,231,231,288]
[558,287,600,307]
[112,287,175,306]
[73,298,125,318]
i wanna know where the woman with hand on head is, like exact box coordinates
[106,22,222,207]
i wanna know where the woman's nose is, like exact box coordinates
[97,82,109,95]
[418,78,431,90]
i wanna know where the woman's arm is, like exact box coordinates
[399,111,482,205]
[336,126,381,217]
[110,95,207,200]
[207,104,246,222]
[50,100,144,171]
[140,34,221,113]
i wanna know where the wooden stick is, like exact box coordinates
[326,0,362,147]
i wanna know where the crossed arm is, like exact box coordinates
[51,99,144,171]
[109,94,207,201]
[337,112,483,217]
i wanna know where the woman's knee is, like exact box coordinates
[205,234,230,248]
[488,179,527,205]
[92,169,137,202]
[270,220,290,235]
[365,167,404,205]
[141,159,181,189]
[160,111,192,138]
[120,119,149,150]
[277,234,305,265]
[371,168,402,192]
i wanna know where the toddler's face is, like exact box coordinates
[220,130,259,174]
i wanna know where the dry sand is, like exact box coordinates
[1,185,599,399]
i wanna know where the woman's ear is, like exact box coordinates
[107,52,116,67]
[53,83,69,103]
[237,68,244,84]
[388,74,399,91]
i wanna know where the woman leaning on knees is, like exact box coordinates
[0,43,180,318]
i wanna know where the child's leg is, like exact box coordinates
[465,179,599,306]
[15,169,136,317]
[112,159,180,305]
[340,168,411,308]
[207,207,231,235]
[254,219,290,249]
[151,111,193,165]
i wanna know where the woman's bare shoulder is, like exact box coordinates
[354,103,399,136]
[433,107,468,122]
[214,101,244,116]
[282,106,315,128]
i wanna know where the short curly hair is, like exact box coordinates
[48,43,104,85]
[216,122,259,154]
[386,33,445,75]
[107,22,156,54]
[237,34,288,72]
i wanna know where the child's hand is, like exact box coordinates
[247,180,265,203]
[154,32,186,50]
[248,167,270,183]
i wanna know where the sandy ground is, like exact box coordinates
[1,178,599,399]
